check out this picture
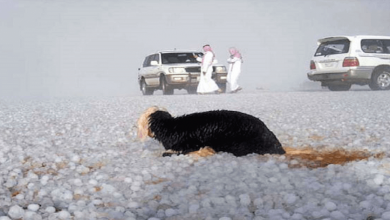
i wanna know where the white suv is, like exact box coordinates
[307,35,390,91]
[138,50,227,95]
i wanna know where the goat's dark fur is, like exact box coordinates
[148,110,285,156]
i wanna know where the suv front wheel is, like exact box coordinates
[160,76,174,95]
[141,79,154,95]
[369,69,390,90]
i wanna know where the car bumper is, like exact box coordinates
[307,67,373,84]
[166,73,227,85]
[165,73,200,86]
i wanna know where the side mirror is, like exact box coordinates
[150,61,158,66]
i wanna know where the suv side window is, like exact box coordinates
[315,39,350,56]
[383,40,390,54]
[151,54,160,64]
[361,39,389,54]
[143,55,152,67]
[142,54,160,67]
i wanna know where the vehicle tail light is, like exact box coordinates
[310,60,316,70]
[343,57,359,67]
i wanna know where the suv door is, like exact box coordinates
[142,54,161,86]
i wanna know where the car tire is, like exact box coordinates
[141,79,154,95]
[369,69,390,90]
[328,84,351,91]
[161,76,174,95]
[217,83,226,93]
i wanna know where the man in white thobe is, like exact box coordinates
[227,47,243,93]
[196,45,220,94]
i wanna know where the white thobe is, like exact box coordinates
[197,51,219,93]
[227,56,242,91]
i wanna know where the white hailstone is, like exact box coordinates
[27,172,39,180]
[5,179,17,188]
[128,201,139,209]
[312,211,322,219]
[23,211,38,219]
[37,189,47,198]
[253,197,263,207]
[68,162,76,170]
[93,199,103,206]
[76,200,86,207]
[40,175,49,185]
[96,174,106,180]
[325,201,337,211]
[374,174,384,185]
[189,204,199,214]
[239,194,251,206]
[284,193,297,204]
[113,192,123,198]
[62,190,73,201]
[290,213,303,220]
[124,177,132,183]
[165,208,177,217]
[359,200,371,209]
[269,177,278,183]
[8,205,25,219]
[71,155,81,163]
[0,216,11,220]
[143,173,152,181]
[27,204,40,212]
[74,188,84,195]
[115,206,125,213]
[68,203,79,213]
[101,184,116,194]
[330,210,345,219]
[57,210,71,219]
[382,211,390,220]
[73,178,83,186]
[27,183,35,190]
[74,211,84,218]
[279,163,288,169]
[14,194,24,200]
[188,185,197,192]
[130,183,141,191]
[88,179,98,185]
[45,207,56,213]
[76,165,90,174]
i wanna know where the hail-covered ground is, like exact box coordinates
[1,89,390,220]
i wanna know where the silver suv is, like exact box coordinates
[138,50,228,95]
[307,35,390,91]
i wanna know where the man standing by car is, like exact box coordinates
[227,47,243,93]
[195,44,221,94]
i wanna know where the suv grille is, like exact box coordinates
[185,67,201,73]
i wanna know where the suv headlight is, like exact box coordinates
[215,66,227,73]
[169,67,186,73]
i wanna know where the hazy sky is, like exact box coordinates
[1,0,389,98]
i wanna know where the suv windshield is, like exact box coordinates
[161,53,203,64]
[315,39,350,57]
